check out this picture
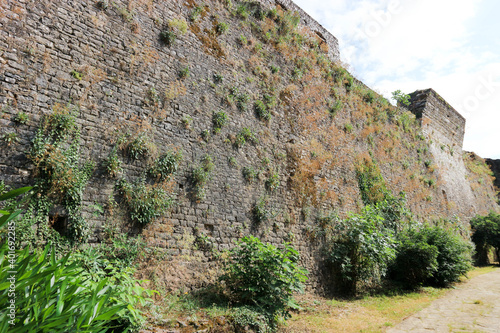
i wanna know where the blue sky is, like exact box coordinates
[294,0,500,159]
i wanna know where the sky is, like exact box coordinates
[293,0,500,159]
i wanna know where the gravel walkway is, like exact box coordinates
[388,268,500,333]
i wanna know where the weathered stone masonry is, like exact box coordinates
[0,0,498,291]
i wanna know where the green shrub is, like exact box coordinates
[391,229,438,288]
[470,212,500,265]
[221,236,308,329]
[252,195,273,223]
[235,4,249,19]
[236,93,249,111]
[355,157,389,206]
[328,100,342,117]
[149,150,182,181]
[212,111,228,134]
[363,90,376,104]
[392,90,411,106]
[118,178,175,224]
[235,127,257,148]
[421,226,473,287]
[324,205,397,295]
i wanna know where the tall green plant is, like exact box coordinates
[323,206,396,295]
[0,245,153,332]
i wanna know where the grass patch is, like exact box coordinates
[280,266,496,332]
[279,288,448,332]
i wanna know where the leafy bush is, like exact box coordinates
[119,178,175,224]
[391,229,438,288]
[149,150,182,181]
[421,226,473,287]
[323,205,397,295]
[392,90,411,106]
[221,236,308,329]
[470,212,500,265]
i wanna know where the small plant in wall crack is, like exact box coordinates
[242,166,259,184]
[191,154,215,201]
[265,170,280,192]
[216,21,229,35]
[118,178,175,225]
[190,6,204,22]
[14,111,29,124]
[149,149,183,181]
[178,66,190,79]
[124,131,157,160]
[160,30,176,46]
[1,132,19,145]
[212,111,228,134]
[252,195,278,223]
[235,127,257,148]
[254,100,271,122]
[104,147,123,177]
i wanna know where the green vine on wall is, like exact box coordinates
[25,104,94,243]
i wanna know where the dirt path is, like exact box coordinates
[388,268,500,333]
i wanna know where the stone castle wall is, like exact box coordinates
[0,0,498,292]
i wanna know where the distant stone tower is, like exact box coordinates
[407,89,477,218]
[408,89,466,149]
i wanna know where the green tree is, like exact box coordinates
[470,212,500,265]
[392,90,411,106]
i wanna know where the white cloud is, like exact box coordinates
[294,0,500,158]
